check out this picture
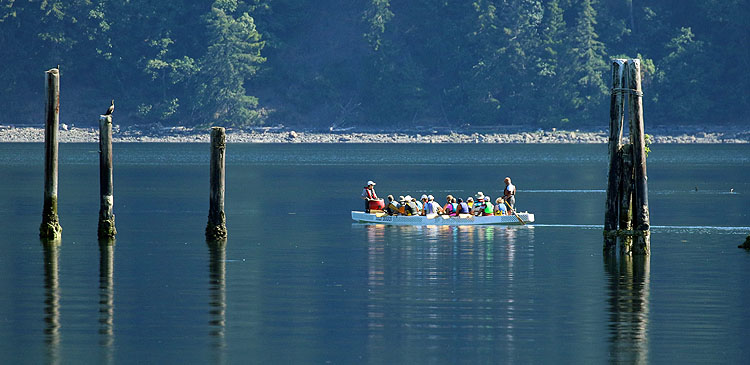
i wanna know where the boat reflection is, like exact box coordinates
[42,241,60,365]
[363,224,533,360]
[98,238,115,364]
[604,254,650,363]
[207,239,227,356]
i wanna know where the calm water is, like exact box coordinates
[0,143,748,363]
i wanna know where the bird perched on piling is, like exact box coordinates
[104,99,114,115]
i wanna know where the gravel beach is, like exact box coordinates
[0,124,747,143]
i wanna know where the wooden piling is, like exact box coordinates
[206,127,227,240]
[627,59,650,255]
[40,68,62,241]
[618,144,635,255]
[604,59,650,255]
[98,115,117,238]
[604,59,627,252]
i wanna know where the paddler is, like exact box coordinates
[495,197,508,215]
[442,195,457,216]
[456,198,470,215]
[385,195,400,215]
[404,196,420,216]
[361,180,378,212]
[419,195,428,215]
[482,196,494,216]
[424,195,439,215]
[472,192,485,216]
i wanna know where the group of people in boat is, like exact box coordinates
[361,178,517,217]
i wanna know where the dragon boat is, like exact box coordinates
[351,211,534,226]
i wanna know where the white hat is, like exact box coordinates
[404,195,412,201]
[428,195,434,201]
[420,194,428,200]
[367,180,376,186]
[476,191,484,198]
[484,196,490,202]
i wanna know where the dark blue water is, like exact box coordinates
[0,143,748,363]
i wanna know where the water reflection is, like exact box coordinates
[42,242,60,365]
[99,238,115,364]
[363,224,533,361]
[207,239,227,356]
[604,254,650,363]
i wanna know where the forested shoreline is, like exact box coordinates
[1,0,747,129]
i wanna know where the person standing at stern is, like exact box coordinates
[503,177,516,211]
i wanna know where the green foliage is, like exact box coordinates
[195,5,266,127]
[0,0,747,128]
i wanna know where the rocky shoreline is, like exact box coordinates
[0,124,747,143]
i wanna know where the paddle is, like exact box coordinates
[504,201,525,225]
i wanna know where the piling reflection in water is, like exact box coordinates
[363,224,534,361]
[42,242,60,365]
[207,239,227,354]
[604,253,650,363]
[98,238,115,363]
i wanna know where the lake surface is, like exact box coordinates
[0,143,748,363]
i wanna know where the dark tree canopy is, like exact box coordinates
[0,0,747,129]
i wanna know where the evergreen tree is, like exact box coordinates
[194,1,266,126]
[566,0,608,124]
[533,0,571,126]
[653,27,712,123]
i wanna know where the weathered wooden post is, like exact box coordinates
[206,127,227,240]
[627,59,650,255]
[40,68,62,241]
[98,115,116,238]
[618,144,635,255]
[604,59,627,252]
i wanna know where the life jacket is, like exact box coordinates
[495,203,507,215]
[387,202,400,215]
[483,203,494,216]
[443,203,454,214]
[457,202,469,214]
[365,187,378,199]
[425,202,435,214]
[406,201,419,216]
[504,184,515,199]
